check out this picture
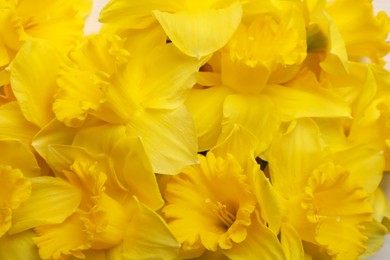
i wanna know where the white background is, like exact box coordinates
[85,0,390,259]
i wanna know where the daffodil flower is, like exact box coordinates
[53,34,205,173]
[265,118,382,259]
[31,139,179,259]
[99,0,243,58]
[163,125,286,259]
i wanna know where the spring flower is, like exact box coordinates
[163,126,286,259]
[53,34,205,174]
[0,0,91,98]
[99,0,242,58]
[265,118,383,259]
[32,139,179,259]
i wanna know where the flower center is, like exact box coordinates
[206,199,236,229]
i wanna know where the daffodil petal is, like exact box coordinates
[126,106,197,174]
[280,223,305,260]
[33,213,91,260]
[266,119,325,197]
[136,44,205,110]
[221,94,281,155]
[111,136,164,210]
[0,102,39,144]
[333,146,384,193]
[185,86,232,151]
[0,231,40,260]
[359,221,387,259]
[10,39,60,127]
[0,139,40,177]
[119,197,180,260]
[223,217,286,260]
[153,2,242,58]
[10,176,81,234]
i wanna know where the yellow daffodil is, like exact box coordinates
[99,0,242,58]
[53,34,205,174]
[265,118,381,259]
[163,126,286,259]
[0,0,91,99]
[32,140,179,259]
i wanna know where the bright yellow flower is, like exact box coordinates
[265,118,377,259]
[0,0,91,98]
[31,138,179,259]
[163,126,286,259]
[53,34,205,173]
[99,0,242,58]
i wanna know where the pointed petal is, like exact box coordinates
[263,77,350,121]
[10,39,60,127]
[359,221,387,259]
[154,2,242,58]
[0,231,40,260]
[185,86,232,151]
[251,166,283,234]
[136,44,205,110]
[0,139,40,177]
[10,176,81,234]
[281,223,305,260]
[111,137,164,210]
[333,146,384,193]
[0,102,39,144]
[223,216,286,260]
[211,124,258,167]
[126,106,197,174]
[221,94,281,155]
[119,197,180,259]
[266,119,325,197]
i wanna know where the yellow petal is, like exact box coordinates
[119,197,180,260]
[185,86,233,151]
[369,188,390,227]
[10,39,60,127]
[0,231,40,260]
[263,73,350,121]
[126,106,197,174]
[33,213,92,260]
[280,223,305,260]
[135,44,206,110]
[333,146,384,193]
[211,124,258,167]
[0,102,39,144]
[359,221,387,259]
[221,94,281,155]
[153,2,242,58]
[10,176,81,234]
[266,119,325,197]
[111,136,164,210]
[223,216,286,260]
[0,139,40,177]
[0,165,31,237]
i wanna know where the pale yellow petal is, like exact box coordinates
[221,94,281,155]
[10,176,81,234]
[10,39,60,127]
[0,139,40,177]
[359,221,387,259]
[223,216,286,260]
[119,197,180,260]
[126,106,197,174]
[266,119,325,197]
[281,223,305,260]
[0,102,39,144]
[0,231,40,260]
[185,86,232,151]
[111,136,164,210]
[154,2,242,58]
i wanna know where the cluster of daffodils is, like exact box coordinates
[1,0,390,259]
